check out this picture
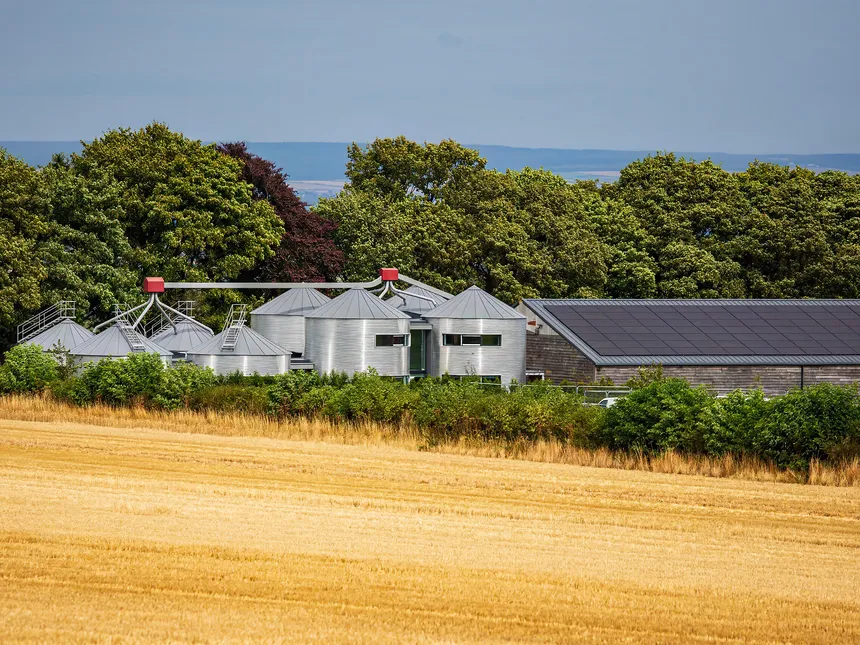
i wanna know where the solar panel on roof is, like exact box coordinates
[546,302,860,359]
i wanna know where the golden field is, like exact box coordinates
[1,410,859,642]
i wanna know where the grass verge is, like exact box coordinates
[1,394,858,486]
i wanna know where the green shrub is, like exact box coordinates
[754,384,860,469]
[161,361,217,409]
[188,384,269,415]
[600,378,713,454]
[0,344,60,393]
[266,370,324,416]
[704,390,770,456]
[71,353,168,407]
[322,370,420,423]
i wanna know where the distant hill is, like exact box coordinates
[4,140,858,203]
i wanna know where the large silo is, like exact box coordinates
[185,325,290,376]
[304,288,411,378]
[151,320,214,360]
[250,288,330,354]
[70,323,173,368]
[21,319,93,353]
[424,286,526,387]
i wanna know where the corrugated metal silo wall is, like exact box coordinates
[250,314,306,354]
[304,318,410,377]
[187,353,290,376]
[428,318,526,386]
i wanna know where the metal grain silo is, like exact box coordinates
[70,323,173,368]
[21,319,93,353]
[424,286,526,387]
[184,325,290,376]
[250,288,330,354]
[304,288,411,378]
[392,286,448,317]
[151,320,214,360]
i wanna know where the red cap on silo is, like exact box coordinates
[379,268,399,281]
[143,277,165,293]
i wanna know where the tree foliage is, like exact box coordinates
[0,149,48,332]
[217,142,343,282]
[69,123,283,281]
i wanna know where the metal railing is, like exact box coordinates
[221,304,247,350]
[17,301,76,343]
[142,300,195,338]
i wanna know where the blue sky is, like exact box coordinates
[1,0,858,153]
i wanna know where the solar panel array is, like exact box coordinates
[546,303,860,357]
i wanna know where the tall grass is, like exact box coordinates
[2,394,858,486]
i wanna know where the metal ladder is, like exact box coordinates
[119,321,147,351]
[17,301,76,343]
[221,304,247,350]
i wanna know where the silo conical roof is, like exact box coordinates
[251,288,330,316]
[424,286,525,319]
[393,286,448,315]
[151,320,214,353]
[306,288,411,320]
[70,323,173,358]
[185,325,289,356]
[21,319,93,351]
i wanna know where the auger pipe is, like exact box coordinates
[162,277,383,290]
[397,274,454,300]
[377,282,391,299]
[132,294,157,329]
[389,284,439,305]
[156,298,214,334]
[93,299,150,331]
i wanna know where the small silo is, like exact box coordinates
[304,288,411,378]
[70,323,173,368]
[151,320,214,361]
[424,286,526,386]
[393,286,447,317]
[250,288,330,354]
[184,325,290,376]
[21,319,93,353]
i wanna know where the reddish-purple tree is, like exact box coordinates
[218,142,344,281]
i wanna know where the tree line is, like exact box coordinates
[3,124,860,349]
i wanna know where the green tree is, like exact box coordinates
[69,123,284,282]
[732,163,833,297]
[38,155,140,324]
[0,149,48,339]
[346,137,485,202]
[603,153,748,298]
[0,344,59,393]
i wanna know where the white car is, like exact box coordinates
[597,397,619,408]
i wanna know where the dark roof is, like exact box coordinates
[522,299,860,366]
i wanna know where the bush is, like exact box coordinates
[754,384,860,469]
[70,354,215,409]
[322,370,420,423]
[188,385,269,415]
[704,390,770,456]
[601,378,713,454]
[266,370,324,416]
[0,344,59,393]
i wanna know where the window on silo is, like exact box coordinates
[376,334,409,347]
[443,334,501,346]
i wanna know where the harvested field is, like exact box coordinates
[1,417,859,643]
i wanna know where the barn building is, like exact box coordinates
[518,299,860,394]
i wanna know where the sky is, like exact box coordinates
[1,0,858,153]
